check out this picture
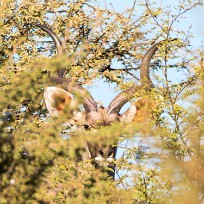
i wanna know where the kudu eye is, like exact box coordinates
[84,124,90,130]
[98,150,104,156]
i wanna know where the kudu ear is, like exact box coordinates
[120,104,137,123]
[44,86,73,117]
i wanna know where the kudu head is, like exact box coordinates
[34,24,165,179]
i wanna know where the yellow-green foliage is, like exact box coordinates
[0,0,204,203]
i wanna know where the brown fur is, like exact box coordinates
[86,107,120,127]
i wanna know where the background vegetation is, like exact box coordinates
[0,0,204,203]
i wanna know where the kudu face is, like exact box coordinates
[34,23,169,178]
[43,86,135,178]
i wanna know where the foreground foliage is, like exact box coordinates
[0,0,204,203]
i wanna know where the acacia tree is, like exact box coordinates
[0,0,204,203]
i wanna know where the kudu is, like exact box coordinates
[34,23,168,179]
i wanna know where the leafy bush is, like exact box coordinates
[0,0,204,203]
